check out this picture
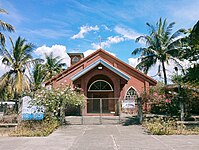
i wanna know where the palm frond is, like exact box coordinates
[0,20,15,32]
[0,72,10,90]
[132,48,145,55]
[0,32,5,46]
[169,28,187,42]
[0,8,8,14]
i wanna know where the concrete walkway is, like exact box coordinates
[0,125,199,150]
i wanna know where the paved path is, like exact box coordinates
[0,125,199,150]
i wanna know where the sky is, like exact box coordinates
[0,0,199,82]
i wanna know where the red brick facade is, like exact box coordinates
[45,49,156,115]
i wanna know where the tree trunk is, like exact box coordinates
[162,61,167,85]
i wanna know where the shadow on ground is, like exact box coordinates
[122,116,140,126]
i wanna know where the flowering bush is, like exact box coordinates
[150,91,181,116]
[146,82,179,116]
[31,86,84,122]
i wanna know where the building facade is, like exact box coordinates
[45,49,157,115]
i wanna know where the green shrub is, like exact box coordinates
[143,117,199,135]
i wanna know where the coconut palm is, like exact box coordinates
[181,21,199,61]
[31,62,45,90]
[0,37,35,98]
[0,8,15,46]
[44,52,66,81]
[132,18,186,85]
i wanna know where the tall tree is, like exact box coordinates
[31,62,45,90]
[0,8,15,46]
[0,37,35,98]
[180,21,199,61]
[44,52,66,81]
[132,18,186,85]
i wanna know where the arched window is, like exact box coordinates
[125,87,138,100]
[88,80,113,92]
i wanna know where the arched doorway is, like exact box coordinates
[87,75,115,113]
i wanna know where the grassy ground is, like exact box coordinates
[0,127,15,136]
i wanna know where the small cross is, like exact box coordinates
[97,36,103,48]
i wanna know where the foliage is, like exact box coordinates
[43,52,67,81]
[143,117,199,135]
[0,85,13,100]
[180,21,199,61]
[148,91,179,116]
[10,115,59,136]
[132,18,187,85]
[150,81,165,95]
[0,8,15,46]
[31,86,84,121]
[30,62,45,90]
[0,37,38,98]
[183,64,199,85]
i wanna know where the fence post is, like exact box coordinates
[118,99,121,124]
[81,99,84,125]
[180,100,184,121]
[137,97,143,123]
[100,98,102,125]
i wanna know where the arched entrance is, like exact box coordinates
[87,75,115,113]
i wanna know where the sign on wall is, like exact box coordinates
[122,100,135,109]
[22,96,44,120]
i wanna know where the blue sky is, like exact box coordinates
[0,0,199,81]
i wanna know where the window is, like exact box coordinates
[88,80,113,92]
[72,56,79,63]
[125,87,138,100]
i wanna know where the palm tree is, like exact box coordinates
[44,52,66,81]
[0,37,35,98]
[0,8,15,46]
[132,18,186,85]
[31,62,45,90]
[181,21,199,61]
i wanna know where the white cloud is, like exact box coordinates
[114,26,141,40]
[101,25,112,31]
[0,57,10,77]
[83,50,95,57]
[83,49,116,58]
[34,45,70,67]
[128,57,190,83]
[91,36,125,49]
[128,58,140,68]
[71,25,99,39]
[19,28,70,39]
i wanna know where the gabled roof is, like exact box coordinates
[45,48,157,86]
[71,59,130,81]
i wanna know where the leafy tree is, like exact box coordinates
[44,52,66,81]
[132,18,186,85]
[0,37,35,98]
[0,8,15,46]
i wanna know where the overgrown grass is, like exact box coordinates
[9,117,59,137]
[143,117,199,135]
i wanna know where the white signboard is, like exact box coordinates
[22,96,44,120]
[122,100,135,108]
